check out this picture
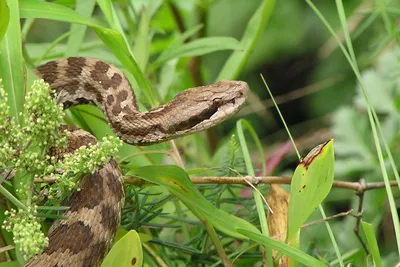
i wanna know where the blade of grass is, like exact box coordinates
[35,31,72,65]
[0,0,10,41]
[0,0,24,123]
[237,228,327,267]
[236,119,272,267]
[361,220,382,267]
[133,6,150,71]
[216,0,275,81]
[306,0,400,256]
[153,37,243,69]
[260,75,299,159]
[96,0,125,35]
[64,0,96,57]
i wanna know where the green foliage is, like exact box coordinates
[0,0,24,123]
[0,80,65,178]
[2,207,48,260]
[334,48,400,177]
[101,230,143,267]
[237,228,327,267]
[361,221,382,267]
[287,140,334,243]
[0,80,121,260]
[130,165,259,239]
[0,0,9,42]
[0,0,398,266]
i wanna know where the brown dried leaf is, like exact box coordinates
[267,184,290,267]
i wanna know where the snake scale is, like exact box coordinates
[25,57,248,267]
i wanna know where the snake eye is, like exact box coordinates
[213,98,222,105]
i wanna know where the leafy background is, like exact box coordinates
[0,0,399,266]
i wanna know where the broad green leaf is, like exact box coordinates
[0,0,24,123]
[237,228,327,267]
[216,0,275,81]
[361,221,382,267]
[0,0,9,41]
[130,165,260,239]
[101,230,143,267]
[154,37,243,68]
[287,140,334,242]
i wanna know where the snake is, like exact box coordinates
[24,57,249,267]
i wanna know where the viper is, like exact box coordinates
[25,57,248,266]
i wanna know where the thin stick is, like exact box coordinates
[35,175,399,192]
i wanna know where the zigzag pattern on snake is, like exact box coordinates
[25,57,249,267]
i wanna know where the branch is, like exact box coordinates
[35,175,399,192]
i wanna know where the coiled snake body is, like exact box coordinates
[26,57,248,266]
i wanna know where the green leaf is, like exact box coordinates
[332,107,374,176]
[0,0,24,123]
[96,0,128,41]
[19,0,158,107]
[0,261,20,267]
[129,165,260,239]
[287,140,335,242]
[237,228,327,267]
[354,70,396,114]
[64,0,96,57]
[0,0,9,41]
[154,37,243,68]
[216,0,275,81]
[133,6,150,71]
[96,0,115,29]
[361,221,382,267]
[167,24,204,51]
[19,0,99,27]
[101,230,143,267]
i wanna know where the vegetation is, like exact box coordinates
[0,0,399,266]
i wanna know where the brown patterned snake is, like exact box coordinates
[24,57,248,267]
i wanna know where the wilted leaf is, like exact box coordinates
[267,184,290,267]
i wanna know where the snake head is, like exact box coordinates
[117,80,249,145]
[166,80,249,135]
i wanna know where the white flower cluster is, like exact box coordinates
[0,80,67,173]
[0,85,19,169]
[0,80,122,260]
[3,207,48,260]
[23,80,65,148]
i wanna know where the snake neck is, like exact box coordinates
[35,57,249,146]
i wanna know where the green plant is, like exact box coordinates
[0,0,399,266]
